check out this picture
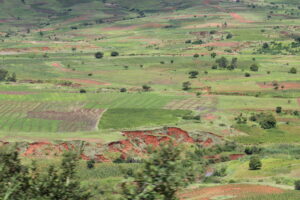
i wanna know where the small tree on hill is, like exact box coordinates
[249,156,262,170]
[121,143,197,200]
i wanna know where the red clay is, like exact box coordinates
[229,154,245,160]
[230,12,254,23]
[179,184,284,200]
[257,82,300,90]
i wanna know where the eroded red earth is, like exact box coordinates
[0,127,223,162]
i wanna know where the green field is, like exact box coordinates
[0,0,300,199]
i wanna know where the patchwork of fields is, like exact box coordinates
[0,0,300,199]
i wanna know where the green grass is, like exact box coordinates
[238,191,300,200]
[99,108,191,129]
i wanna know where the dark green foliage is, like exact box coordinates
[0,69,8,81]
[95,51,104,59]
[245,72,251,77]
[193,54,199,58]
[213,166,227,177]
[216,57,228,68]
[249,156,262,170]
[142,85,151,91]
[111,51,119,57]
[275,106,282,114]
[235,113,247,124]
[188,71,199,78]
[86,159,95,169]
[80,89,87,93]
[120,88,127,92]
[295,180,300,190]
[226,33,233,39]
[250,64,259,72]
[121,143,197,200]
[211,52,217,58]
[0,149,91,200]
[192,40,204,44]
[182,81,191,90]
[244,146,262,155]
[259,113,276,129]
[289,67,297,74]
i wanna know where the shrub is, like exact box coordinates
[249,156,262,170]
[250,64,259,72]
[111,51,119,57]
[86,159,95,169]
[289,67,297,74]
[245,72,251,77]
[182,81,191,90]
[142,85,151,92]
[193,54,200,58]
[276,106,282,114]
[120,88,127,92]
[95,51,104,59]
[295,180,300,190]
[188,71,199,78]
[259,113,276,129]
[80,89,87,93]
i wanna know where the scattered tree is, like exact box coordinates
[249,156,262,170]
[188,71,199,79]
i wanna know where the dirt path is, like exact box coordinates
[94,109,107,131]
[51,62,73,72]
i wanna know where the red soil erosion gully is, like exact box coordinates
[0,127,243,162]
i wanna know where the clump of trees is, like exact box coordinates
[0,149,91,200]
[0,69,16,82]
[214,57,238,70]
[121,143,197,200]
[249,113,277,129]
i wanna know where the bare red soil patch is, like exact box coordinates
[64,78,111,86]
[51,62,73,72]
[230,12,254,23]
[179,184,283,200]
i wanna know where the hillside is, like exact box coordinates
[0,0,300,199]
